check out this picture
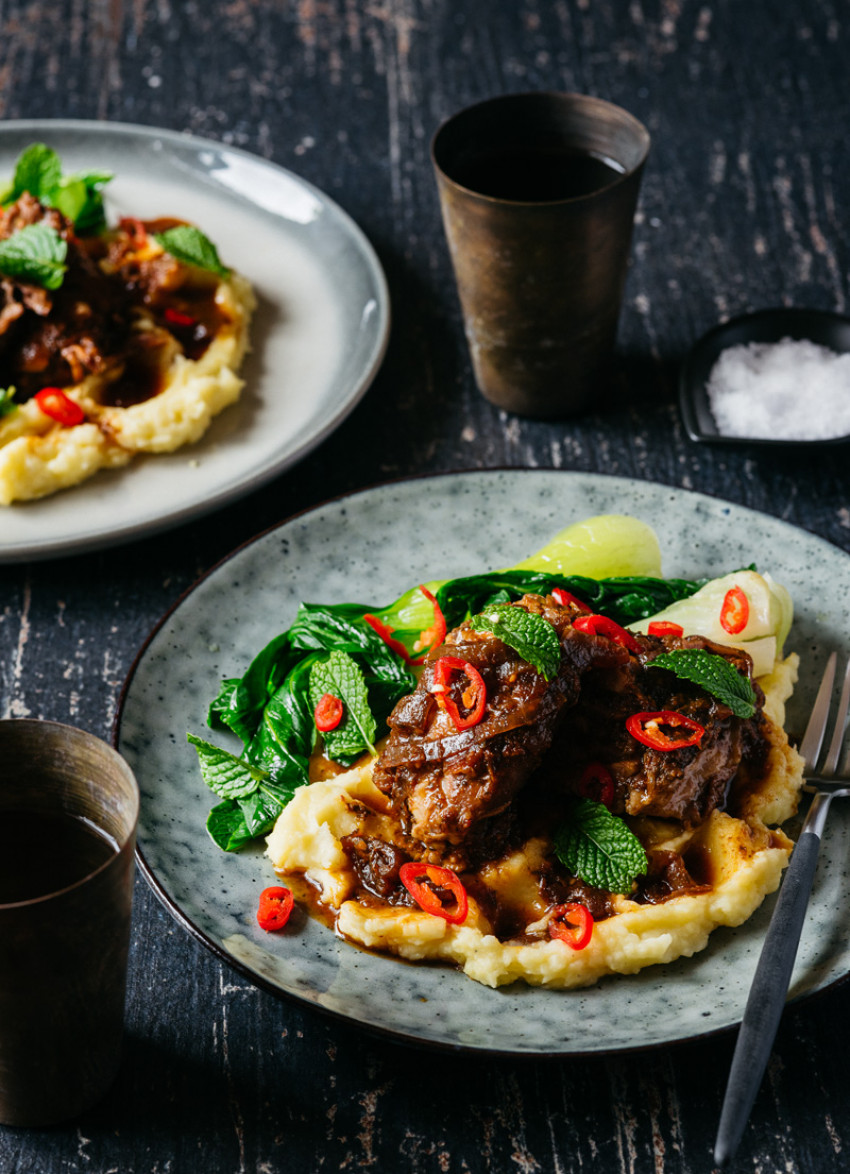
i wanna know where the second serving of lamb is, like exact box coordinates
[0,195,232,406]
[0,193,130,397]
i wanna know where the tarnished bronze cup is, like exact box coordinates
[0,720,138,1127]
[432,92,650,417]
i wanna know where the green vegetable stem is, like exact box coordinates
[0,386,17,418]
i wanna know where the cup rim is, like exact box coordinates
[430,90,651,206]
[0,718,139,910]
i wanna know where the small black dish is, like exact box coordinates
[679,307,850,447]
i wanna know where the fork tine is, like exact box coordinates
[797,651,837,771]
[821,658,850,777]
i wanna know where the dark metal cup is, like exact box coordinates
[0,720,138,1127]
[432,92,650,417]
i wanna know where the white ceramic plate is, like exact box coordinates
[0,121,389,563]
[117,470,850,1056]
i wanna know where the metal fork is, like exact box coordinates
[714,651,850,1168]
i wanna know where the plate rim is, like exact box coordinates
[0,118,391,563]
[115,467,850,1057]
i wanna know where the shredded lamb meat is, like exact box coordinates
[0,198,227,402]
[0,194,130,398]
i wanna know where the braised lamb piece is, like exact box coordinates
[372,593,629,854]
[549,632,768,825]
[373,595,769,861]
[102,216,228,363]
[339,834,411,903]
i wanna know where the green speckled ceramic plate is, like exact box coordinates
[115,470,850,1056]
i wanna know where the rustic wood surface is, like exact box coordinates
[2,2,850,1171]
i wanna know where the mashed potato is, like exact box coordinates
[266,655,804,989]
[0,273,254,505]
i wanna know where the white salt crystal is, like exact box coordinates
[706,336,850,440]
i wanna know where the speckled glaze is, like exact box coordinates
[116,470,850,1056]
[0,120,389,564]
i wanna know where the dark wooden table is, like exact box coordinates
[2,2,849,1171]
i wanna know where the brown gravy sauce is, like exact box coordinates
[289,788,715,948]
[278,750,782,954]
[3,215,230,407]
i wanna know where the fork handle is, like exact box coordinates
[713,827,823,1167]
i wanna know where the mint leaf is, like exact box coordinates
[0,224,67,290]
[2,146,112,234]
[647,648,757,719]
[0,386,17,417]
[153,225,230,278]
[470,603,560,680]
[6,143,62,204]
[309,649,377,760]
[554,798,647,894]
[187,732,269,799]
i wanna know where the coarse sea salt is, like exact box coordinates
[706,336,850,440]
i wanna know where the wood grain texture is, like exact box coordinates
[1,1,850,1171]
